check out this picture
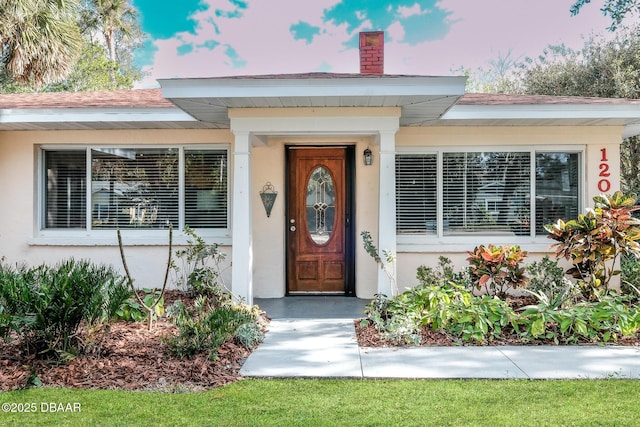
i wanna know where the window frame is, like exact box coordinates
[35,144,231,245]
[396,145,585,248]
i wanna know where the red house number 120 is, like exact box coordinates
[598,148,611,192]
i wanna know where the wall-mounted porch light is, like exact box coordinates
[363,147,373,166]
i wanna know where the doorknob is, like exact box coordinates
[290,225,296,232]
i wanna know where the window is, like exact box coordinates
[396,149,580,238]
[43,147,228,231]
[395,154,437,234]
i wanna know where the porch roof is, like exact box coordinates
[0,73,639,137]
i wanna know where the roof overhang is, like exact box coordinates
[0,107,210,130]
[158,75,468,128]
[441,102,640,138]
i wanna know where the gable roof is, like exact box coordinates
[1,74,639,137]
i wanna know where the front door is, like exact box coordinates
[286,147,352,294]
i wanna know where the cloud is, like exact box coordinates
[323,0,453,46]
[290,21,322,44]
[134,0,205,38]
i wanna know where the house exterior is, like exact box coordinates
[1,32,640,305]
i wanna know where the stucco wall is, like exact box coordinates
[0,129,234,289]
[393,125,623,289]
[0,123,626,299]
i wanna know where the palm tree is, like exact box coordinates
[0,0,83,87]
[80,0,138,83]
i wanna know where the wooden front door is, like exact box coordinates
[287,147,350,293]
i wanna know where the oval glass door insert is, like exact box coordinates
[305,166,335,245]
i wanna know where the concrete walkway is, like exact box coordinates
[240,297,640,380]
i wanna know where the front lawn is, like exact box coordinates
[2,379,639,426]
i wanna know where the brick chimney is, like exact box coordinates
[359,31,384,74]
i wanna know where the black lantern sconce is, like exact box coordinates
[363,147,373,166]
[259,182,278,217]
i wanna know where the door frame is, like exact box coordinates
[285,145,356,296]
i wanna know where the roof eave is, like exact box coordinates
[158,75,468,99]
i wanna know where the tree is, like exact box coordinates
[80,0,141,84]
[452,50,524,94]
[0,0,83,87]
[0,0,143,92]
[571,0,640,30]
[516,26,640,194]
[45,41,137,92]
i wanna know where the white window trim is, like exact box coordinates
[396,145,585,251]
[31,144,232,246]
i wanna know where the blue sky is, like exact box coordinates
[131,0,614,88]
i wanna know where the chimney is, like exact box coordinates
[359,31,384,74]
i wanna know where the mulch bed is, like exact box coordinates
[2,293,638,391]
[0,290,263,392]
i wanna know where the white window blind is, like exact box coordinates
[184,150,228,229]
[91,148,179,229]
[396,154,437,234]
[44,150,86,228]
[535,152,579,235]
[443,152,530,235]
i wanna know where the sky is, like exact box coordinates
[130,0,618,88]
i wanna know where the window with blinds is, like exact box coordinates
[43,147,229,230]
[535,152,579,235]
[396,154,437,234]
[443,152,530,235]
[184,150,228,229]
[45,150,86,228]
[396,150,580,237]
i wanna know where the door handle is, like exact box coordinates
[290,225,296,232]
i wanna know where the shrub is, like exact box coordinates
[519,294,640,344]
[466,244,528,298]
[0,259,130,358]
[621,254,640,299]
[115,288,165,322]
[164,294,259,360]
[525,256,576,304]
[172,226,229,296]
[545,191,640,298]
[235,322,265,348]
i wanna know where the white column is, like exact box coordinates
[231,131,253,305]
[377,130,397,296]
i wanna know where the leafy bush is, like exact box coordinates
[545,191,640,298]
[0,259,130,358]
[363,257,640,346]
[115,288,165,322]
[364,282,518,345]
[235,322,265,348]
[519,294,640,344]
[164,294,260,360]
[466,244,528,298]
[621,254,640,299]
[172,226,229,296]
[525,256,576,303]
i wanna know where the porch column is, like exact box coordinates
[231,130,253,305]
[377,129,397,296]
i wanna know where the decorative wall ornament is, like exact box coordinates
[259,182,278,217]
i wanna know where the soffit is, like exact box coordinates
[158,74,467,128]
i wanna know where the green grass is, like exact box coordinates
[1,379,639,426]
